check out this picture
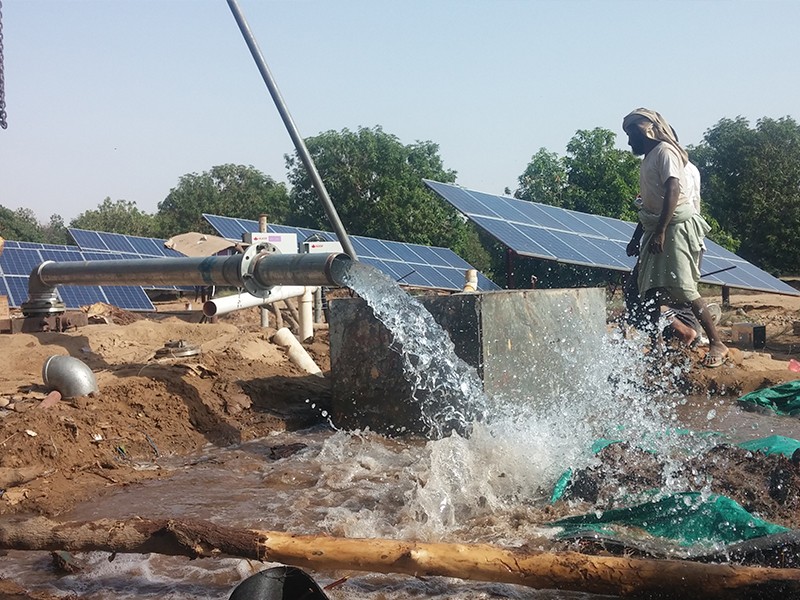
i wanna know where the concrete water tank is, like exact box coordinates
[328,287,606,436]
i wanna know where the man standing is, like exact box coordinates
[622,108,728,367]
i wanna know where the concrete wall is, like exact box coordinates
[328,288,606,436]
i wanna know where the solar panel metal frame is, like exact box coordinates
[202,213,499,292]
[424,179,799,296]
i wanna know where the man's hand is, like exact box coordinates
[626,238,640,257]
[649,230,665,254]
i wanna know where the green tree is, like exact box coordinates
[42,214,71,245]
[70,198,159,238]
[157,164,291,236]
[564,128,640,220]
[509,129,641,289]
[514,129,639,221]
[0,206,45,242]
[514,149,568,206]
[691,116,800,274]
[286,126,491,271]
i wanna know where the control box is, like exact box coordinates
[731,322,766,349]
[302,241,343,254]
[242,232,297,255]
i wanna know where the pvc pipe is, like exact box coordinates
[463,269,478,293]
[299,287,314,341]
[272,327,323,377]
[203,286,317,318]
[313,287,322,323]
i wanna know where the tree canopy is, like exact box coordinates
[515,128,640,221]
[690,116,800,275]
[0,206,46,243]
[285,126,491,270]
[514,149,568,207]
[564,128,640,221]
[70,198,160,238]
[0,206,70,245]
[156,164,291,237]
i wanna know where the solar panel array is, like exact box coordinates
[68,228,185,259]
[425,179,800,296]
[0,240,155,311]
[68,228,195,293]
[202,213,499,292]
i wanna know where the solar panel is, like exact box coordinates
[202,214,499,292]
[68,228,185,258]
[0,242,155,311]
[425,179,800,296]
[68,228,191,290]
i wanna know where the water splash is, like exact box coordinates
[342,262,487,438]
[340,262,697,536]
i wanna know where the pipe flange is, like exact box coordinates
[21,291,66,316]
[154,339,201,359]
[240,242,278,298]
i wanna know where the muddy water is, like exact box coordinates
[2,400,793,600]
[2,264,796,599]
[0,427,586,599]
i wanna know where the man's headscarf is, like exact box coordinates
[623,108,688,166]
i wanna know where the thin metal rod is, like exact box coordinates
[701,265,737,278]
[226,0,358,261]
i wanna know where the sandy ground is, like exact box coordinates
[0,302,332,517]
[0,290,799,596]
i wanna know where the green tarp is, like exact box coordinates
[738,379,800,416]
[549,492,788,546]
[737,434,800,458]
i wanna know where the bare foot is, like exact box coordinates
[669,318,697,346]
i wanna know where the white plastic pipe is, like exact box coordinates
[272,327,323,377]
[202,286,317,318]
[299,288,314,341]
[463,269,478,292]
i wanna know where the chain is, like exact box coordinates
[0,0,6,129]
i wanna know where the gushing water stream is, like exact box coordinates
[1,263,761,599]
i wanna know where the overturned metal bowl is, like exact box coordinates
[42,355,99,399]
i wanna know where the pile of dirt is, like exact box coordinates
[0,307,331,516]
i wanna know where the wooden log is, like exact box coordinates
[0,517,799,599]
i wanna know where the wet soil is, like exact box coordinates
[0,291,799,597]
[560,442,800,529]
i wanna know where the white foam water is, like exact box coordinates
[339,263,698,537]
[342,262,488,439]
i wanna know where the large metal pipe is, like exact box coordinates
[23,250,351,315]
[225,0,358,262]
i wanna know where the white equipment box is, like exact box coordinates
[242,232,298,255]
[302,241,343,254]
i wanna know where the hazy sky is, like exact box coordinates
[0,0,798,224]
